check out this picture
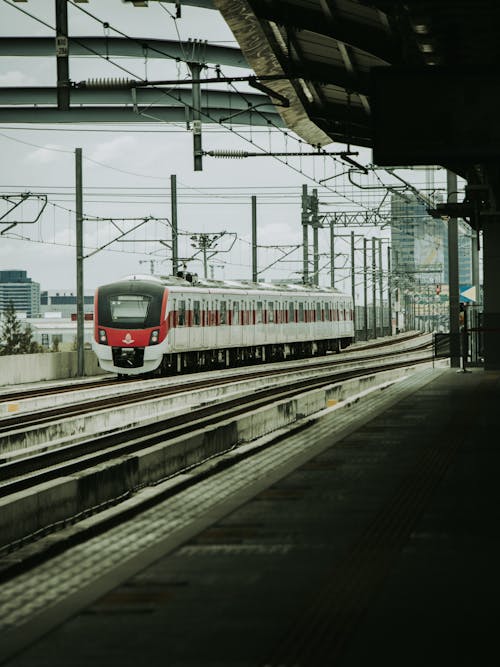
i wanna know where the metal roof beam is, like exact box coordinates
[0,37,248,69]
[0,106,283,125]
[244,0,398,64]
[0,86,277,112]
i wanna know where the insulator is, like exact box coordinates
[207,149,249,158]
[85,77,134,89]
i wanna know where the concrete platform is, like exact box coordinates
[2,366,499,667]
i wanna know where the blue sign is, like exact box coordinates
[459,285,476,303]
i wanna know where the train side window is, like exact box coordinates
[268,301,274,323]
[220,300,227,324]
[324,301,330,321]
[233,301,239,325]
[298,302,304,322]
[256,301,263,323]
[193,300,200,325]
[316,302,321,321]
[178,300,186,326]
[288,301,295,323]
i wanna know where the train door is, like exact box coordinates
[288,299,295,343]
[298,300,305,340]
[219,297,229,349]
[190,297,202,350]
[267,299,275,345]
[232,299,241,347]
[256,299,264,347]
[176,297,187,349]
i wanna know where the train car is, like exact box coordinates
[92,274,354,377]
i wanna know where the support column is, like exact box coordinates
[312,189,319,286]
[351,231,356,335]
[189,61,203,172]
[301,184,309,284]
[75,147,84,377]
[363,237,368,340]
[482,219,500,369]
[371,237,377,339]
[170,174,178,275]
[447,170,461,367]
[469,229,481,362]
[378,239,383,335]
[387,244,392,335]
[330,217,335,289]
[55,0,70,111]
[252,195,257,282]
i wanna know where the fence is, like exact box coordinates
[433,305,484,369]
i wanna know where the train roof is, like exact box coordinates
[116,274,350,297]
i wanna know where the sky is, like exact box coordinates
[0,0,456,298]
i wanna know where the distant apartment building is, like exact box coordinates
[0,270,40,317]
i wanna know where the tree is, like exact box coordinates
[51,335,62,352]
[0,301,43,355]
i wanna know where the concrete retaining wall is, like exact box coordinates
[0,351,106,387]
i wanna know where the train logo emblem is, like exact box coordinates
[122,333,135,344]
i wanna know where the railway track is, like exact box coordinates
[0,337,436,577]
[0,332,431,434]
[0,330,424,404]
[0,353,432,497]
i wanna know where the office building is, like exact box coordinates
[0,270,40,317]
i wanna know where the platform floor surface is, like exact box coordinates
[3,366,500,667]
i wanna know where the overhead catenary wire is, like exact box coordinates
[2,0,373,206]
[0,0,452,286]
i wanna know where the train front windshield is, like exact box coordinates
[98,281,164,329]
[110,295,150,324]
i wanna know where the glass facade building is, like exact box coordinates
[0,270,40,317]
[390,194,475,331]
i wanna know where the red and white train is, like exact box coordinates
[92,274,355,377]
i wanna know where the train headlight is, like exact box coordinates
[149,329,160,345]
[98,329,108,344]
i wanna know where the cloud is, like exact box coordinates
[24,144,68,164]
[89,136,139,165]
